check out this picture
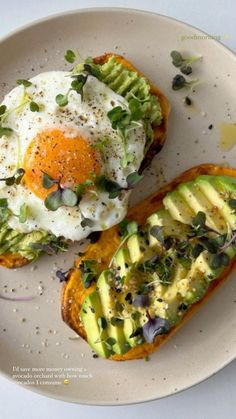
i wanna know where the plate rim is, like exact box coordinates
[0,6,236,406]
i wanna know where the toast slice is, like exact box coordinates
[61,163,236,360]
[0,53,170,269]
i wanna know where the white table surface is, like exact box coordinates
[0,0,235,418]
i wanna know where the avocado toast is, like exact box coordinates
[0,53,170,269]
[62,164,236,360]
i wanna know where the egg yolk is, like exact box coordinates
[23,129,101,200]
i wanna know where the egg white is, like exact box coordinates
[0,71,146,240]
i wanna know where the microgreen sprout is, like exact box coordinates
[109,219,138,267]
[170,50,201,74]
[56,74,88,107]
[0,168,25,186]
[172,74,200,91]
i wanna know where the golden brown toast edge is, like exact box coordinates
[61,163,236,361]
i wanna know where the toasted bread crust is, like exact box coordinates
[61,163,236,360]
[0,53,170,270]
[0,252,29,269]
[94,53,170,172]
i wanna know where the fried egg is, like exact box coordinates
[0,71,146,240]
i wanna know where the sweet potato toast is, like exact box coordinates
[61,163,236,360]
[0,53,170,269]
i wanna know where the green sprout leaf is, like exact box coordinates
[42,172,57,189]
[44,190,63,211]
[192,211,206,228]
[97,316,107,330]
[15,168,25,184]
[229,198,236,210]
[64,49,76,63]
[16,79,32,87]
[210,252,230,269]
[0,105,7,116]
[170,50,201,74]
[30,101,40,112]
[95,175,122,199]
[55,94,68,107]
[61,188,78,207]
[70,74,88,99]
[119,218,138,238]
[126,172,144,188]
[172,74,199,91]
[81,217,94,228]
[105,337,117,350]
[128,98,144,121]
[0,168,25,186]
[84,63,102,80]
[0,127,13,138]
[0,198,8,208]
[110,316,124,326]
[150,225,165,245]
[19,203,28,223]
[181,64,192,75]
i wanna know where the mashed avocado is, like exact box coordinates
[0,208,67,261]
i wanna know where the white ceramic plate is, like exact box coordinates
[0,8,236,406]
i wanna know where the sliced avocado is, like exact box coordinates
[163,190,195,224]
[97,271,130,355]
[177,255,209,305]
[178,181,226,233]
[147,209,190,246]
[127,233,149,263]
[196,176,236,230]
[158,264,188,325]
[113,247,132,278]
[81,291,110,358]
[123,311,143,348]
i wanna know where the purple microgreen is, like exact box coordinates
[56,268,71,282]
[133,294,150,308]
[142,314,170,343]
[126,171,144,188]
